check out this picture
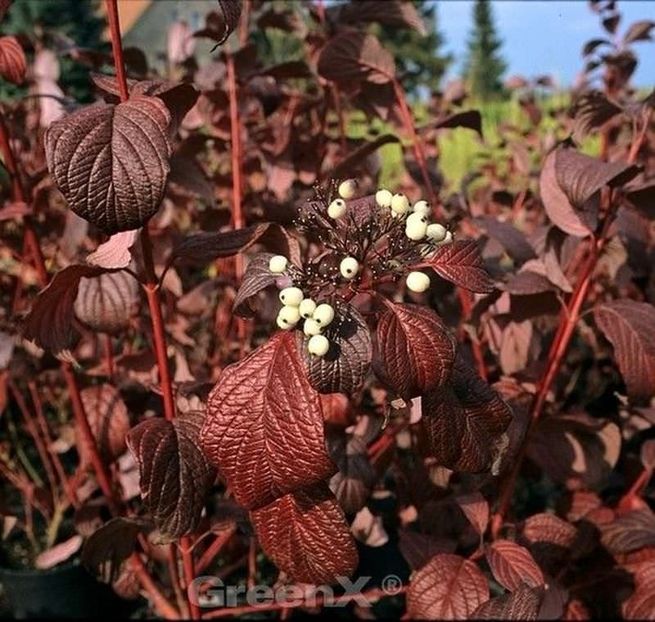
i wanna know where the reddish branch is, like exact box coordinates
[490,109,653,538]
[391,78,438,209]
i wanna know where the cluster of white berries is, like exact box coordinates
[326,179,358,220]
[374,189,452,245]
[374,189,453,294]
[269,255,345,358]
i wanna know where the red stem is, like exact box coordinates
[28,381,78,508]
[490,111,652,538]
[391,78,438,209]
[8,379,59,499]
[105,0,130,101]
[226,51,247,343]
[196,526,236,574]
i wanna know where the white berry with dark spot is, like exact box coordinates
[279,287,304,306]
[299,298,317,319]
[340,256,360,279]
[313,303,335,326]
[327,198,347,219]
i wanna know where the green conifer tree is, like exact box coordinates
[463,0,506,101]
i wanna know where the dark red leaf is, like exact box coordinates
[423,240,495,294]
[127,412,215,540]
[623,563,655,619]
[23,265,108,357]
[81,517,147,582]
[74,270,140,334]
[601,508,655,554]
[317,31,395,85]
[623,20,655,44]
[472,584,544,620]
[456,492,489,536]
[0,36,26,84]
[434,110,483,138]
[406,553,489,619]
[45,96,173,234]
[249,483,358,585]
[522,513,578,549]
[572,91,623,141]
[540,146,638,238]
[373,302,456,400]
[336,0,427,35]
[171,223,295,268]
[423,355,512,472]
[233,252,279,318]
[594,299,655,400]
[477,217,537,264]
[332,134,400,179]
[201,332,335,509]
[79,384,130,464]
[299,304,372,395]
[486,540,545,591]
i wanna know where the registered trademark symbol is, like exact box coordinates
[381,574,402,595]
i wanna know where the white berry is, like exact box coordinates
[426,223,447,242]
[268,255,288,273]
[391,193,410,215]
[436,230,453,246]
[303,318,323,336]
[277,305,301,327]
[406,271,430,293]
[279,287,304,306]
[276,315,294,330]
[327,198,347,219]
[375,188,392,208]
[313,303,335,327]
[299,298,317,319]
[308,334,330,357]
[405,213,428,240]
[413,200,430,216]
[340,256,360,279]
[338,179,357,200]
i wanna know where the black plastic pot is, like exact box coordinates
[0,562,132,619]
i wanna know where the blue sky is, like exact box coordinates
[437,1,655,87]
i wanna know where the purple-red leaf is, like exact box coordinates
[540,146,638,237]
[486,540,545,591]
[318,31,395,85]
[45,96,172,234]
[594,299,655,401]
[81,517,147,582]
[373,302,456,400]
[623,20,655,45]
[336,0,427,35]
[74,270,140,334]
[79,384,130,464]
[299,304,372,395]
[472,584,544,620]
[22,264,108,356]
[233,252,279,318]
[434,110,483,137]
[424,240,495,293]
[0,36,26,84]
[601,508,655,555]
[249,483,358,585]
[423,355,512,472]
[407,553,489,619]
[127,412,215,540]
[201,332,335,509]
